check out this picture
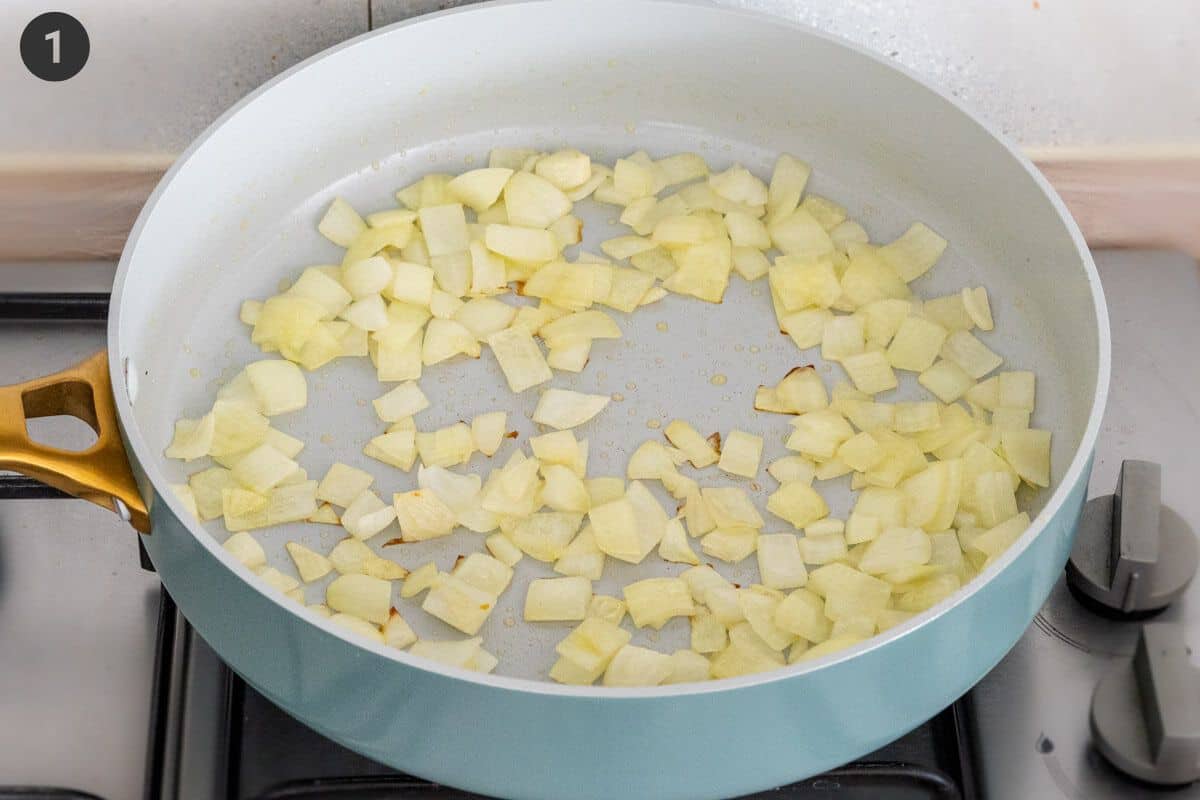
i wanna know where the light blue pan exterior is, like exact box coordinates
[111,2,1110,797]
[143,467,1090,800]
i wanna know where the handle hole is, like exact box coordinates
[25,414,99,452]
[21,380,100,432]
[21,380,101,451]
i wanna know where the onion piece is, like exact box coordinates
[941,330,1003,379]
[165,414,215,461]
[766,154,811,222]
[553,524,605,579]
[587,595,627,626]
[452,552,513,596]
[372,382,429,422]
[504,171,572,229]
[509,512,583,562]
[326,574,391,625]
[415,423,474,468]
[658,518,699,565]
[485,533,523,567]
[382,610,418,650]
[364,430,418,471]
[417,203,469,257]
[393,489,457,541]
[318,197,367,247]
[766,482,829,528]
[756,534,809,590]
[623,577,695,629]
[327,537,408,580]
[878,222,947,282]
[962,286,994,331]
[409,637,485,668]
[717,430,763,478]
[486,326,553,393]
[525,576,592,622]
[230,444,298,495]
[1000,429,1052,487]
[342,490,397,540]
[446,168,513,213]
[399,562,439,599]
[532,388,610,430]
[886,316,949,373]
[316,463,374,508]
[701,487,764,530]
[663,420,719,468]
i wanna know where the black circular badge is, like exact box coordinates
[21,12,89,82]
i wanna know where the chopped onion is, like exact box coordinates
[532,388,610,430]
[166,145,1054,688]
[524,576,592,622]
[716,430,763,478]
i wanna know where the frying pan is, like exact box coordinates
[0,1,1109,797]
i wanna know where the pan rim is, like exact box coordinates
[109,0,1111,699]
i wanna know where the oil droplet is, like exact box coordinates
[656,321,669,332]
[320,434,334,445]
[750,345,760,354]
[628,408,637,416]
[646,419,661,429]
[188,368,200,379]
[503,616,516,628]
[612,393,625,402]
[625,381,637,390]
[734,344,744,352]
[710,374,728,386]
[654,357,664,365]
[625,122,636,134]
[356,399,368,407]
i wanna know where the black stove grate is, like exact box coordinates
[0,292,110,322]
[147,588,979,800]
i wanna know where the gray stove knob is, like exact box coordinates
[1092,623,1200,785]
[1067,460,1197,616]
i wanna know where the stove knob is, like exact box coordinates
[1067,460,1197,617]
[1092,623,1200,785]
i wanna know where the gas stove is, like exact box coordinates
[1,250,1197,800]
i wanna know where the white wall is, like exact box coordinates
[1,0,1196,155]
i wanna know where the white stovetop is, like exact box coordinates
[0,249,1196,799]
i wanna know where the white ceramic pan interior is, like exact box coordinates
[111,0,1107,682]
